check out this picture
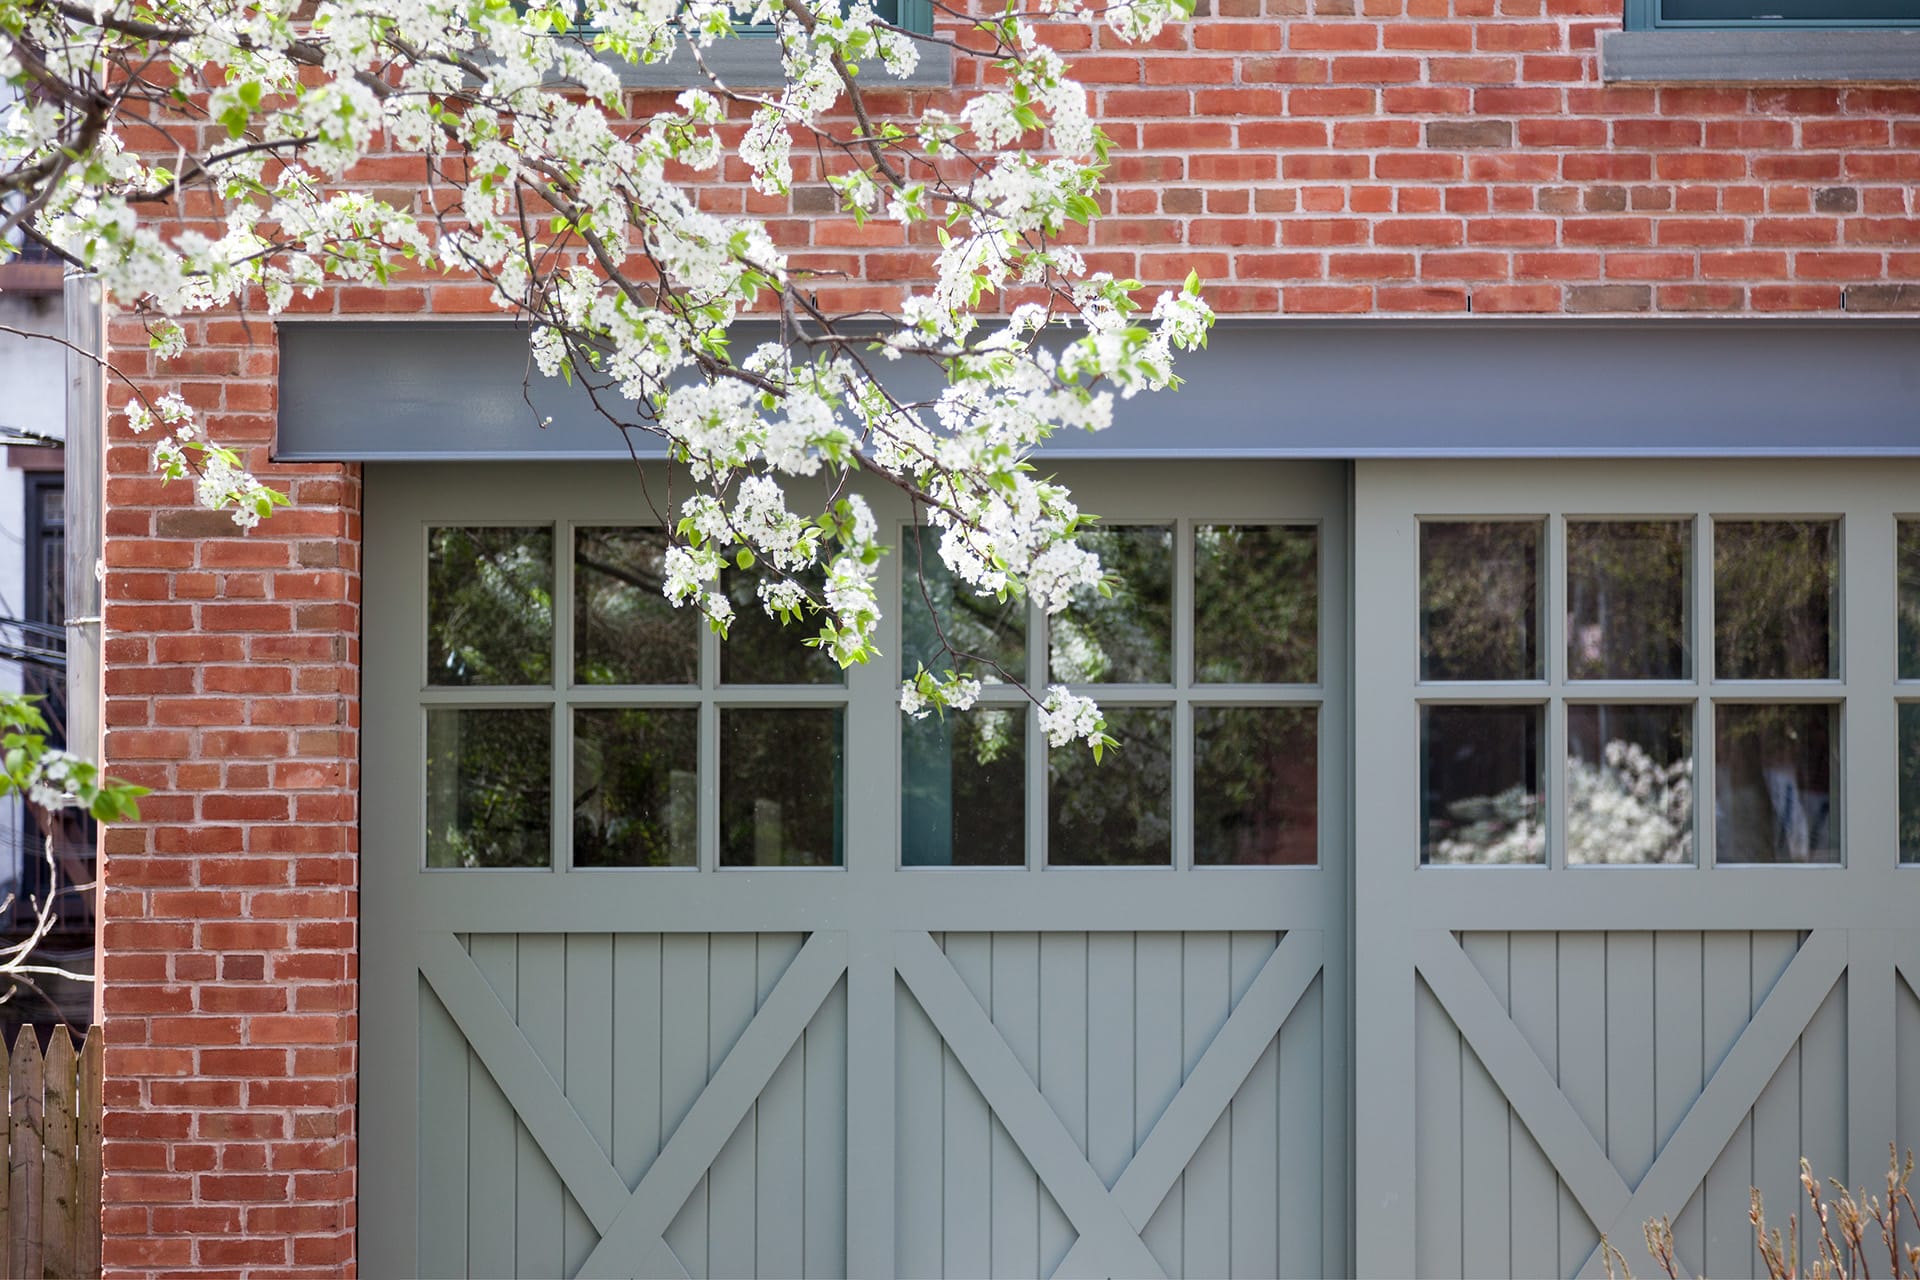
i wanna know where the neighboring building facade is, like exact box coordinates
[96,2,1920,1278]
[0,254,97,1035]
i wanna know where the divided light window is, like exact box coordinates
[420,523,847,871]
[1626,0,1920,26]
[415,498,1329,873]
[901,519,1323,870]
[1416,512,1877,869]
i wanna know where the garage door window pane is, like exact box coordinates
[720,709,844,866]
[1194,525,1318,684]
[1903,704,1919,865]
[1194,706,1317,865]
[902,708,1026,866]
[722,567,845,685]
[1714,704,1838,864]
[1421,705,1545,865]
[428,527,553,686]
[426,708,551,868]
[1050,526,1173,685]
[1049,705,1172,865]
[575,528,698,686]
[1568,520,1691,681]
[1420,521,1542,682]
[573,709,698,867]
[1899,521,1919,680]
[1715,521,1838,680]
[900,525,1026,683]
[1567,704,1693,865]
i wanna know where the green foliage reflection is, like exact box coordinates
[1420,522,1541,682]
[1194,526,1317,684]
[428,526,554,686]
[1899,522,1920,680]
[573,709,698,867]
[1567,521,1690,681]
[1051,526,1173,685]
[1193,706,1316,864]
[1714,521,1836,680]
[575,529,698,685]
[1048,705,1171,865]
[426,708,551,868]
[720,709,843,866]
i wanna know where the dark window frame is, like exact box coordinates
[1624,0,1920,27]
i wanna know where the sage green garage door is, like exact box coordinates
[1351,459,1920,1280]
[360,461,1351,1279]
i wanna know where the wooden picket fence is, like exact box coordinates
[0,1027,101,1279]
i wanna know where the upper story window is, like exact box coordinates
[1608,0,1920,80]
[1627,0,1920,25]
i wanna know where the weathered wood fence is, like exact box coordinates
[0,1028,101,1279]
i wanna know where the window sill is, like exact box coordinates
[611,35,952,89]
[1599,28,1920,82]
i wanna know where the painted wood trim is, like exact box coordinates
[1413,931,1634,1233]
[574,930,850,1279]
[893,930,1168,1280]
[1051,930,1326,1277]
[1848,930,1900,1198]
[844,929,896,1279]
[279,321,1920,462]
[1576,929,1850,1279]
[416,932,637,1233]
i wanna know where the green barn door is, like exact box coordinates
[360,461,1351,1279]
[1352,459,1920,1280]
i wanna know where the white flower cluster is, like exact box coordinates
[1038,686,1103,749]
[3,0,1209,751]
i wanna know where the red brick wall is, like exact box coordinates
[101,320,359,1278]
[97,0,1920,1275]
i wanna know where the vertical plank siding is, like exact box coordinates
[419,929,1331,1279]
[418,932,845,1280]
[1413,931,1873,1280]
[886,931,1329,1280]
[0,1026,104,1280]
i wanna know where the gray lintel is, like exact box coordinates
[1600,28,1920,83]
[274,317,1920,462]
[609,35,951,88]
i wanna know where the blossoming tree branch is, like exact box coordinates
[1,0,1214,763]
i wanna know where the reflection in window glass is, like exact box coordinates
[1567,704,1693,865]
[1902,704,1919,865]
[901,708,1025,866]
[720,709,843,866]
[575,529,698,686]
[426,708,551,868]
[573,709,698,867]
[1050,527,1173,685]
[1420,522,1542,682]
[900,525,1027,684]
[428,527,553,686]
[1899,521,1919,680]
[722,567,843,686]
[1567,521,1691,681]
[1714,704,1838,864]
[1421,705,1544,864]
[1194,526,1318,684]
[1048,705,1172,865]
[1194,706,1316,865]
[1715,521,1837,680]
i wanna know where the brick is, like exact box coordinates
[1844,284,1920,312]
[1426,120,1512,149]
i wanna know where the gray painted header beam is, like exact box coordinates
[275,317,1920,461]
